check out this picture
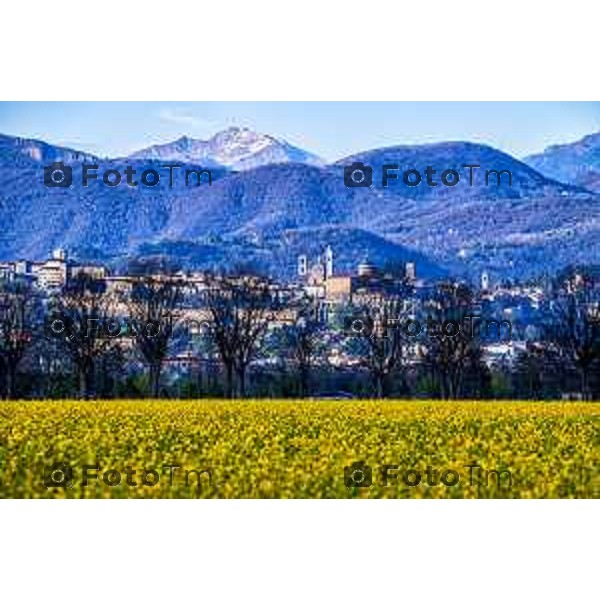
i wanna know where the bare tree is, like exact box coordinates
[53,274,112,398]
[128,274,183,398]
[279,297,324,397]
[420,283,484,399]
[97,345,127,398]
[512,342,545,399]
[349,296,413,398]
[0,282,33,398]
[545,283,600,399]
[204,275,275,397]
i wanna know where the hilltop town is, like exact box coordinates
[1,244,598,400]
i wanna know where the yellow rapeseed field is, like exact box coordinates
[0,400,598,498]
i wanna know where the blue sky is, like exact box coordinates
[0,102,598,160]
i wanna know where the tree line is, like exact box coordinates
[1,267,600,400]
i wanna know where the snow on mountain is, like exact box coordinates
[127,126,324,170]
[2,130,599,281]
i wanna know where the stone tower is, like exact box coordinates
[324,245,333,279]
[298,254,308,277]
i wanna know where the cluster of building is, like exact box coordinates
[0,245,420,300]
[0,245,573,371]
[0,249,206,296]
[0,249,105,291]
[297,245,417,304]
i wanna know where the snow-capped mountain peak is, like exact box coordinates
[207,127,277,163]
[127,127,323,170]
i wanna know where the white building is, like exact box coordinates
[31,257,67,290]
[481,271,490,291]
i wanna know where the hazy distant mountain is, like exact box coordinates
[1,131,599,282]
[127,126,323,170]
[337,141,580,200]
[0,133,98,165]
[525,132,600,192]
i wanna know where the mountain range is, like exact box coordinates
[1,128,599,282]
